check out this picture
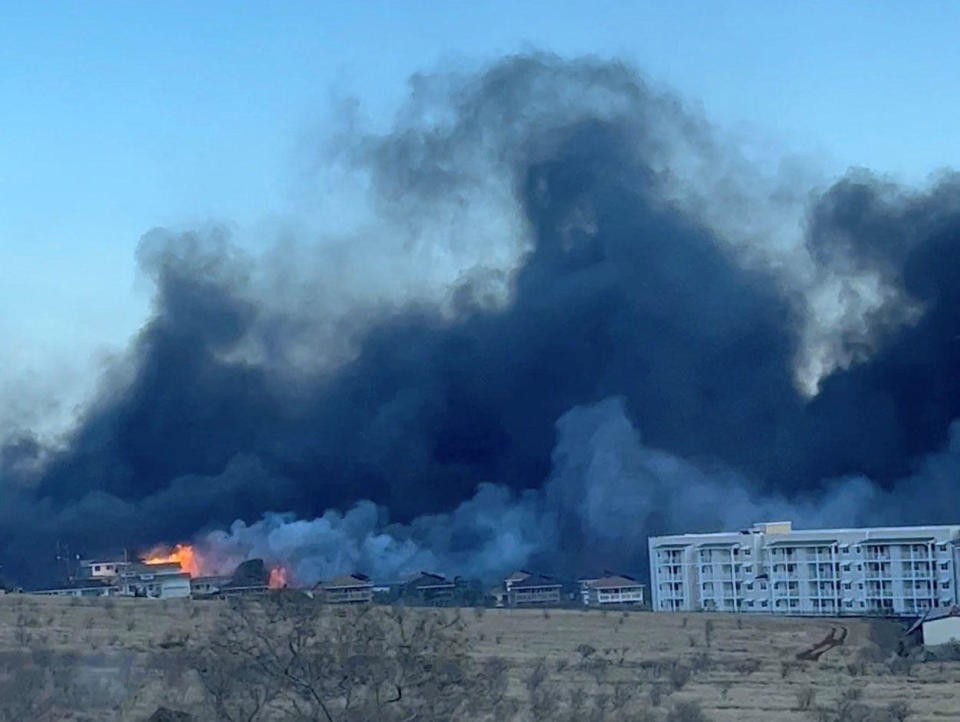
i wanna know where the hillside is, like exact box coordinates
[0,594,957,720]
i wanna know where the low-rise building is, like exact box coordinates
[318,573,373,604]
[33,579,116,598]
[507,573,563,606]
[908,606,960,646]
[402,572,459,606]
[190,575,233,597]
[77,559,129,580]
[118,562,192,599]
[584,575,645,607]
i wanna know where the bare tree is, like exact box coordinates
[187,592,514,721]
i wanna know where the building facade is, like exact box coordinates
[578,574,646,606]
[908,606,960,646]
[589,576,646,606]
[402,572,459,605]
[506,573,563,605]
[318,573,374,604]
[650,521,960,616]
[117,562,192,599]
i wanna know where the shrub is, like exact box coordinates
[576,644,597,659]
[648,683,664,707]
[796,686,816,711]
[186,592,517,722]
[887,657,913,676]
[691,651,712,673]
[734,658,761,676]
[669,663,691,690]
[886,700,911,721]
[667,699,710,722]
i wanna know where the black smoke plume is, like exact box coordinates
[3,54,960,586]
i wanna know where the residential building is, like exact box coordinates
[318,573,374,604]
[907,606,960,646]
[402,572,459,606]
[33,579,116,598]
[190,575,233,597]
[504,570,533,592]
[506,573,563,606]
[650,521,960,616]
[583,575,646,607]
[77,559,129,580]
[117,562,192,599]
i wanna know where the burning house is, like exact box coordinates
[29,542,285,600]
[117,562,191,599]
[191,558,273,598]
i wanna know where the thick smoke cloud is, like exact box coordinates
[191,397,960,586]
[3,54,960,585]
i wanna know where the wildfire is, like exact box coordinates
[142,543,201,577]
[268,566,289,590]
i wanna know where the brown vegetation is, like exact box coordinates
[0,594,952,721]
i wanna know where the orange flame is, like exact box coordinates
[268,566,289,590]
[143,544,201,577]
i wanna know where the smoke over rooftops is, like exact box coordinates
[3,54,960,585]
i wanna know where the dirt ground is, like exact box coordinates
[0,594,957,721]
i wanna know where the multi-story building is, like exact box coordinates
[649,521,960,616]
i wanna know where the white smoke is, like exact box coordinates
[198,397,960,585]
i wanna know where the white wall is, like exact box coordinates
[159,578,192,599]
[923,617,960,646]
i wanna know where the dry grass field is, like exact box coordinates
[0,593,958,720]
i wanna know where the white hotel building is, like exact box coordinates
[649,521,960,616]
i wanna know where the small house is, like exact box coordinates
[506,573,562,606]
[118,562,192,599]
[317,573,373,604]
[32,579,116,598]
[586,575,645,607]
[908,606,960,646]
[403,572,459,606]
[504,570,532,592]
[190,575,233,597]
[77,559,129,580]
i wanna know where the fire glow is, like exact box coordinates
[142,543,202,577]
[268,566,289,589]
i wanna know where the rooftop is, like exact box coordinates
[593,575,642,589]
[322,573,372,589]
[510,574,561,590]
[652,521,960,541]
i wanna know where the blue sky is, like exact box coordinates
[2,1,959,427]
